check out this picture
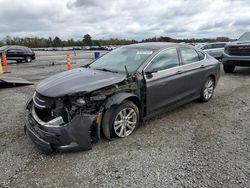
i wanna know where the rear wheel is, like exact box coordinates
[25,56,32,63]
[223,64,235,73]
[102,100,139,139]
[199,77,215,102]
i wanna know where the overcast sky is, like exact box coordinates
[0,0,249,40]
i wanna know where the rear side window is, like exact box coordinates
[24,47,32,52]
[203,44,212,50]
[149,48,180,72]
[179,47,200,64]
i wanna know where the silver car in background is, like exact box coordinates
[200,42,228,60]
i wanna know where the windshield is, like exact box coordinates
[0,46,9,51]
[238,32,250,41]
[90,47,154,74]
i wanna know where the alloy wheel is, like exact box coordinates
[203,79,214,100]
[113,107,137,137]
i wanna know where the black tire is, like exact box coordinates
[199,77,215,102]
[102,100,139,139]
[223,64,235,73]
[25,56,32,63]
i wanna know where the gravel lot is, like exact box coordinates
[0,51,249,187]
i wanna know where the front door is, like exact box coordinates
[144,47,187,114]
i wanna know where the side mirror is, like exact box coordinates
[81,63,90,68]
[144,67,157,75]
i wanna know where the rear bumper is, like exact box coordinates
[25,102,96,153]
[222,52,250,66]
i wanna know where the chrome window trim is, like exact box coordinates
[143,46,207,75]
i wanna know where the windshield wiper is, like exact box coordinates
[124,65,130,78]
[93,67,118,73]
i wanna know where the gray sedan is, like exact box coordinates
[25,42,221,152]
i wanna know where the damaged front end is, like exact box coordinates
[24,74,141,153]
[25,92,100,153]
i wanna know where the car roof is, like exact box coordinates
[2,45,30,48]
[205,42,227,45]
[124,42,188,50]
[10,45,29,48]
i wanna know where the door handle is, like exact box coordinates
[200,65,205,68]
[176,70,182,74]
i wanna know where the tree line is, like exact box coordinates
[0,34,233,48]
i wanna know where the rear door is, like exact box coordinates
[178,47,208,96]
[144,47,187,114]
[15,46,26,59]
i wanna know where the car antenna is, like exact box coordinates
[124,65,129,78]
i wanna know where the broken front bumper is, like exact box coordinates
[25,103,96,153]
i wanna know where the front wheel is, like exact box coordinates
[25,56,32,63]
[199,77,215,102]
[102,100,139,139]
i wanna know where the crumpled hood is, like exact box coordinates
[36,68,126,97]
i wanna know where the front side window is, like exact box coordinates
[0,46,9,51]
[8,47,23,52]
[179,47,200,64]
[7,47,18,53]
[148,48,180,72]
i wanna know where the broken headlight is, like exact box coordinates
[76,98,86,106]
[69,97,87,108]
